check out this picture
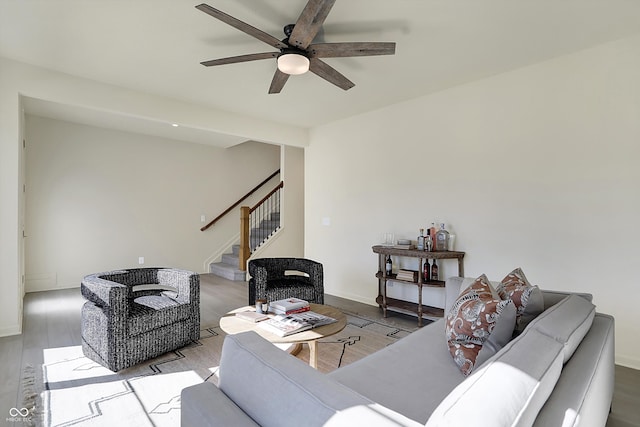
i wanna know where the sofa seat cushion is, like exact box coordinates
[496,268,544,334]
[446,275,516,376]
[265,277,318,300]
[329,320,466,424]
[128,296,191,336]
[427,328,565,427]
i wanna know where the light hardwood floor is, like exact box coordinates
[0,274,637,426]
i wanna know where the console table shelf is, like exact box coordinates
[374,295,444,319]
[374,272,445,287]
[372,245,465,326]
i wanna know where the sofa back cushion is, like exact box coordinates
[426,329,565,427]
[526,294,595,363]
[444,277,471,315]
[542,290,592,309]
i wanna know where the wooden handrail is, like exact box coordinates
[250,181,284,213]
[200,169,280,231]
[239,180,284,270]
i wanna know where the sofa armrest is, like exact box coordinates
[533,313,615,427]
[218,331,421,427]
[181,382,259,427]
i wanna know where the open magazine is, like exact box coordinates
[258,311,337,337]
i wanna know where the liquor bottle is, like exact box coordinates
[417,228,425,251]
[425,229,433,252]
[431,259,439,281]
[385,255,393,276]
[423,259,431,283]
[429,222,438,247]
[435,223,450,251]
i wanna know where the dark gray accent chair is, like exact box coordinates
[80,268,200,372]
[248,258,324,306]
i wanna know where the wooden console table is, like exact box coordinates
[372,245,465,326]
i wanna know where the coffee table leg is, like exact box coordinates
[308,341,318,369]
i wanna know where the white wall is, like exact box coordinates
[251,145,305,261]
[306,35,640,369]
[0,65,22,336]
[25,116,280,290]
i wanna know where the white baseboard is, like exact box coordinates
[25,272,57,292]
[0,324,21,337]
[328,290,378,307]
[615,354,640,370]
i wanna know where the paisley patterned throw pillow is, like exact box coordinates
[446,274,513,376]
[496,268,544,334]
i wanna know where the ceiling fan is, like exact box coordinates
[196,1,396,94]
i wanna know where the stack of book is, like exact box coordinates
[396,269,418,282]
[394,239,413,250]
[269,297,310,315]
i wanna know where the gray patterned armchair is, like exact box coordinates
[248,258,324,306]
[80,268,200,372]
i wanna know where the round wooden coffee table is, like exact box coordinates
[219,303,347,369]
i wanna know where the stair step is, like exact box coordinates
[259,219,280,229]
[251,229,279,243]
[221,252,239,266]
[209,261,245,281]
[209,211,280,282]
[250,228,277,238]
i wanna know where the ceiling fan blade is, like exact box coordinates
[289,0,336,50]
[309,58,354,91]
[201,52,278,67]
[309,42,396,58]
[268,69,290,94]
[195,4,287,50]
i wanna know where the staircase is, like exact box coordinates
[209,211,280,281]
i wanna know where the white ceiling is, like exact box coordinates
[2,0,640,143]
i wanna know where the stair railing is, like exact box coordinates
[200,169,280,232]
[239,181,283,270]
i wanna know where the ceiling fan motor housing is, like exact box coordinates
[283,24,296,37]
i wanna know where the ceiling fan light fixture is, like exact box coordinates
[277,53,309,75]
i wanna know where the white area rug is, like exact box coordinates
[38,314,418,426]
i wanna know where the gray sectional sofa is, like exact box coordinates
[181,277,614,427]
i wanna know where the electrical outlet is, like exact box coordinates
[138,257,144,265]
